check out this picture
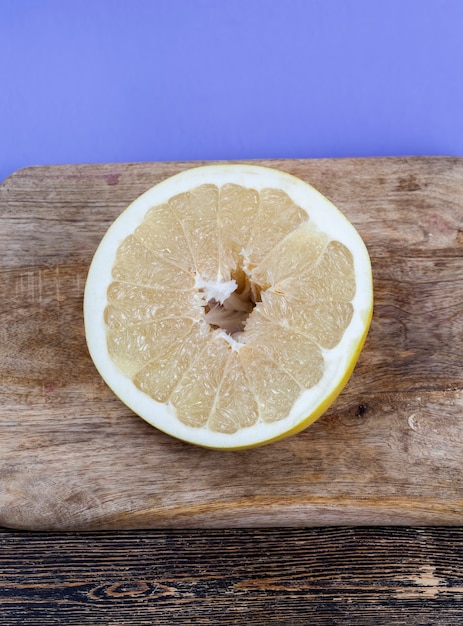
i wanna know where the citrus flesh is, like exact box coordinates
[84,165,373,449]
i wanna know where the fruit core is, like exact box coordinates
[196,267,262,339]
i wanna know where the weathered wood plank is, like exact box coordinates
[1,527,463,625]
[1,158,462,530]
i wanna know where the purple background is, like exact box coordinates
[1,0,463,183]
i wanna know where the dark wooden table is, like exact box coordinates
[2,527,463,624]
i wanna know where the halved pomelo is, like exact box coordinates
[84,164,373,449]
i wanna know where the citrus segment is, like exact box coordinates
[208,351,259,433]
[133,324,206,403]
[170,335,232,428]
[84,164,373,449]
[133,203,195,272]
[245,188,307,268]
[240,311,324,388]
[217,183,259,275]
[239,347,303,423]
[106,317,195,379]
[169,185,220,281]
[256,292,354,350]
[112,235,195,289]
[250,222,328,288]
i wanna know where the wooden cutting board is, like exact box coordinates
[1,157,462,531]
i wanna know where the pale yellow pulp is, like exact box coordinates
[104,184,355,434]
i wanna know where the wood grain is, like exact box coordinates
[1,527,463,625]
[1,157,462,530]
